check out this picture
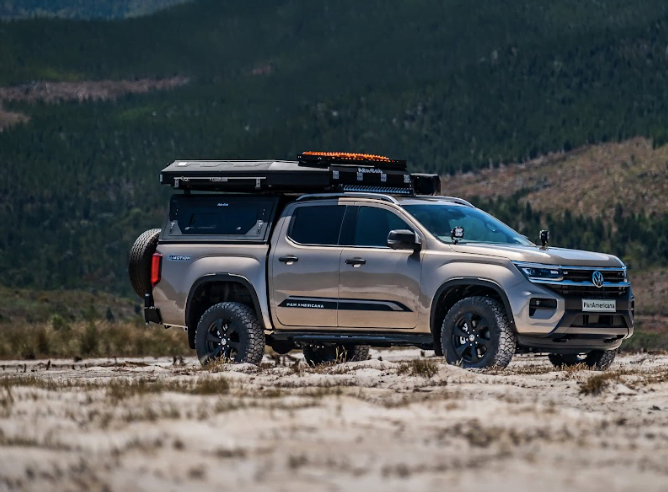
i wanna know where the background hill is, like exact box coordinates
[1,0,668,303]
[0,0,191,19]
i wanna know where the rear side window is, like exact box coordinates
[289,205,346,245]
[167,195,278,242]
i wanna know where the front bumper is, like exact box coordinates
[512,280,633,353]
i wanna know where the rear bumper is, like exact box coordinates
[143,293,163,325]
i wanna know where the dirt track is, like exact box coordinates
[1,351,668,492]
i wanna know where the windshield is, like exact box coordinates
[403,204,533,246]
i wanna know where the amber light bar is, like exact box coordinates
[300,151,393,162]
[297,151,407,170]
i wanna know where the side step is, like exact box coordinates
[267,331,433,349]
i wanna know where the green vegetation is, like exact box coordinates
[2,0,668,298]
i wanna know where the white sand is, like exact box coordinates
[1,351,667,492]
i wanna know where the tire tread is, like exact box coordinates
[440,296,516,369]
[196,302,265,365]
[128,228,161,298]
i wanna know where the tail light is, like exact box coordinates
[151,253,163,287]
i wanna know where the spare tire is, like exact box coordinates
[128,228,161,299]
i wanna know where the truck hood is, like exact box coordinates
[450,243,624,267]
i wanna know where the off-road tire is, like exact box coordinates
[302,344,370,366]
[441,296,516,369]
[548,349,617,371]
[128,228,161,299]
[195,302,265,366]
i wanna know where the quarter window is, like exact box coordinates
[289,205,346,245]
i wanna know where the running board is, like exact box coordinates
[267,331,434,348]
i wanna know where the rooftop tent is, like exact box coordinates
[160,152,441,195]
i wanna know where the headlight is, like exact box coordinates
[513,262,563,281]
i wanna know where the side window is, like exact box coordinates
[168,195,277,241]
[354,207,411,247]
[289,205,346,246]
[181,206,258,235]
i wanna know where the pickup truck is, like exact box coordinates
[129,152,633,370]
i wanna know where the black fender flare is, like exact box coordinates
[185,274,264,349]
[430,278,516,334]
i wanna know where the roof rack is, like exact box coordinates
[160,153,441,196]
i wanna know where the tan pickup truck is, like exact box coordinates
[129,152,633,370]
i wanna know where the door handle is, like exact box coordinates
[345,257,366,266]
[279,255,299,263]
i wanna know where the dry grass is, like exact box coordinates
[580,372,621,395]
[397,359,439,378]
[0,320,189,360]
[107,377,230,401]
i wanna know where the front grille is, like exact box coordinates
[562,269,626,283]
[543,285,629,298]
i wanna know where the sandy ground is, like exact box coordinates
[1,350,668,492]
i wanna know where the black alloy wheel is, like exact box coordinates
[203,318,242,361]
[451,311,492,365]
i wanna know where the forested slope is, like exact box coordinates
[0,0,190,19]
[2,0,668,294]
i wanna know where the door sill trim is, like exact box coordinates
[267,330,432,348]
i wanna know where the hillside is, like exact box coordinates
[2,1,668,294]
[446,138,668,220]
[0,0,191,19]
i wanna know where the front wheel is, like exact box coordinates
[548,349,617,371]
[195,302,265,366]
[441,296,516,369]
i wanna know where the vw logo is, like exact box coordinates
[592,271,604,288]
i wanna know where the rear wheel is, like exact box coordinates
[195,302,264,366]
[441,296,516,369]
[548,349,617,371]
[302,344,370,366]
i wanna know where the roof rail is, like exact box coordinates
[296,192,400,204]
[419,195,474,207]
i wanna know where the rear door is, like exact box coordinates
[270,201,347,328]
[338,204,422,329]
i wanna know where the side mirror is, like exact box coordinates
[387,229,421,251]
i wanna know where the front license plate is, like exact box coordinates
[582,299,616,312]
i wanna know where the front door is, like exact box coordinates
[270,202,346,328]
[338,204,422,329]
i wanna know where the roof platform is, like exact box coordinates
[160,152,441,195]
